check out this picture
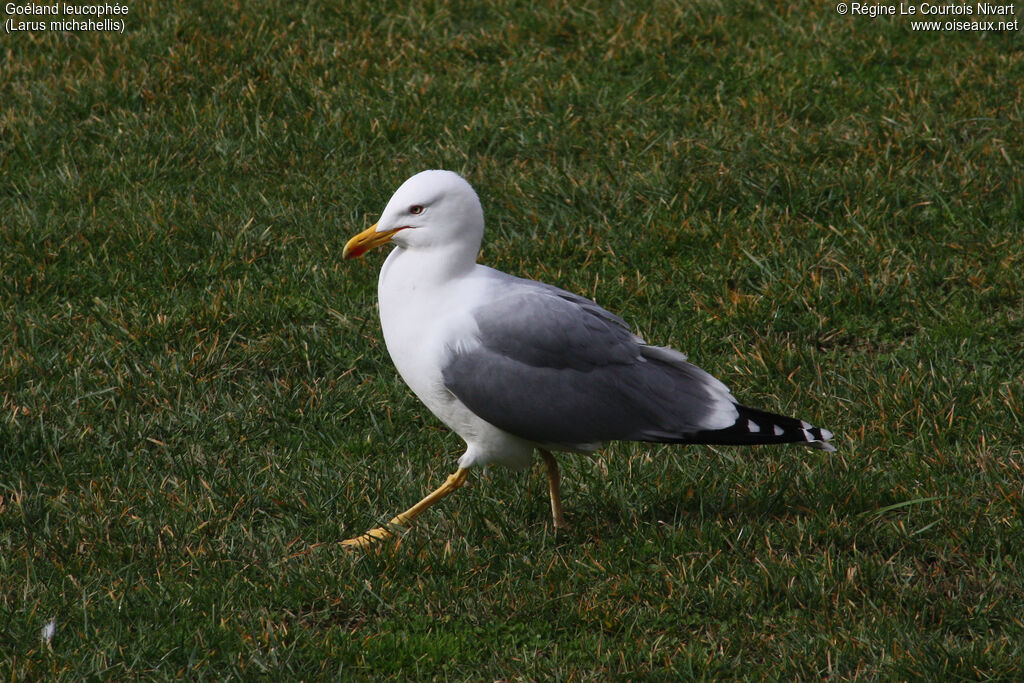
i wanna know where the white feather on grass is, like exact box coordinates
[41,618,56,646]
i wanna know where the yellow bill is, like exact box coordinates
[342,223,405,259]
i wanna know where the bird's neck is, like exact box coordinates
[380,243,479,291]
[376,244,481,380]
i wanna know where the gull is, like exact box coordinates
[340,170,834,547]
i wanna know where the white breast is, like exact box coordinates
[377,249,483,428]
[375,248,535,469]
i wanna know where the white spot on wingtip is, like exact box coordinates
[747,419,760,432]
[801,420,812,430]
[802,428,813,442]
[820,428,834,440]
[774,424,784,436]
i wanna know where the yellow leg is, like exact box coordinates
[341,468,470,549]
[540,450,569,530]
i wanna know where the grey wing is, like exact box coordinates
[441,278,738,449]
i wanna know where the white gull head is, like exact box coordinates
[343,170,484,263]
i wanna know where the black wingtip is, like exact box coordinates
[686,404,836,450]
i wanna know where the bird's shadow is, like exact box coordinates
[503,448,857,546]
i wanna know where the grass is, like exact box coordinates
[2,0,1022,678]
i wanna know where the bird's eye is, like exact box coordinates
[410,205,424,215]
